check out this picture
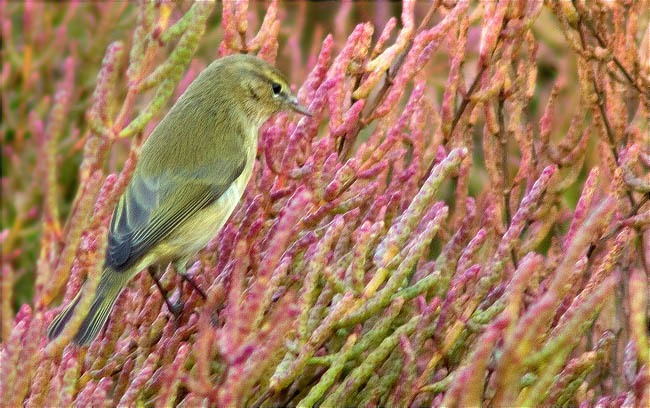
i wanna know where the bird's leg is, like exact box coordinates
[148,267,183,318]
[175,261,207,300]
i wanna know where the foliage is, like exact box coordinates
[1,1,649,406]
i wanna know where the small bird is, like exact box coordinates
[48,54,310,345]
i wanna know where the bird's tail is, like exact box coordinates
[47,268,127,345]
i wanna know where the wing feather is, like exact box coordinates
[106,158,245,271]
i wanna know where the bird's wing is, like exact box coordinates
[105,156,245,271]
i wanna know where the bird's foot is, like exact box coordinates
[169,299,184,326]
[175,262,207,300]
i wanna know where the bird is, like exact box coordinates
[47,54,311,345]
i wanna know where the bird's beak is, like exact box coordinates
[287,95,312,116]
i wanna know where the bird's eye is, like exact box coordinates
[271,82,282,96]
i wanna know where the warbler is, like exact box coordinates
[48,54,310,345]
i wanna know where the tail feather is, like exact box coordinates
[47,268,127,346]
[47,290,82,340]
[73,289,121,345]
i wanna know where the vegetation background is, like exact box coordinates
[1,1,648,407]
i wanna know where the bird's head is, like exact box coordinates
[207,54,311,125]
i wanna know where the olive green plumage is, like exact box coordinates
[48,54,310,345]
